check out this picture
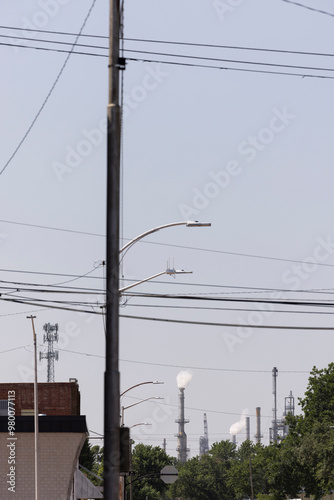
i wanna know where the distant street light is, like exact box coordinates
[121,397,164,427]
[119,267,192,293]
[121,381,163,398]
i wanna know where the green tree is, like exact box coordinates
[130,443,173,500]
[278,363,334,499]
[171,440,236,500]
[79,441,104,486]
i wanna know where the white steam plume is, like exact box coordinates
[229,409,249,436]
[176,371,193,389]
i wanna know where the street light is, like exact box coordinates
[119,267,192,293]
[104,216,211,498]
[121,397,164,427]
[120,221,211,260]
[121,381,163,398]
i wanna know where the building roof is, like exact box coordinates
[0,415,87,433]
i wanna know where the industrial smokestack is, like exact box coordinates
[231,434,237,445]
[254,407,262,444]
[175,371,191,462]
[245,416,250,441]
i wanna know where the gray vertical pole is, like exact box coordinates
[273,367,278,443]
[104,0,121,498]
[245,416,250,441]
[255,407,261,444]
[27,315,39,500]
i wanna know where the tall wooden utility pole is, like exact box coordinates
[104,0,121,498]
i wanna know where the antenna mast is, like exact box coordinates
[39,323,59,383]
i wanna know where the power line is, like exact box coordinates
[279,0,334,17]
[120,313,334,330]
[0,0,97,175]
[3,25,334,59]
[124,292,334,307]
[0,33,108,51]
[0,41,105,58]
[3,293,334,329]
[0,296,102,315]
[3,218,334,271]
[124,37,334,59]
[0,266,104,281]
[124,48,334,74]
[126,56,334,79]
[120,358,309,374]
[0,345,31,354]
[125,303,334,315]
[0,219,105,237]
[45,346,312,374]
[2,39,334,79]
[0,25,108,39]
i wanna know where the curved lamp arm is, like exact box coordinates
[120,220,211,257]
[121,381,163,398]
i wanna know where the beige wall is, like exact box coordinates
[0,432,86,500]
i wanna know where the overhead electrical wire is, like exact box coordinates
[3,213,334,270]
[3,294,334,330]
[0,40,332,79]
[3,285,334,316]
[0,219,105,237]
[279,0,334,17]
[5,269,334,297]
[120,357,310,374]
[0,0,97,176]
[0,33,108,51]
[0,296,102,315]
[2,26,334,59]
[0,25,109,39]
[0,267,105,281]
[0,41,104,58]
[125,56,334,79]
[120,313,334,330]
[125,303,334,315]
[124,48,334,74]
[124,37,334,58]
[123,292,334,307]
[1,33,334,79]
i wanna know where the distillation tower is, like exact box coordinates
[199,413,209,456]
[269,367,295,442]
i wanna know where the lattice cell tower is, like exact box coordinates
[39,323,59,383]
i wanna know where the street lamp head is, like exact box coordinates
[166,268,193,276]
[152,381,164,385]
[186,221,211,227]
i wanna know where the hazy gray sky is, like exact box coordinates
[1,0,334,456]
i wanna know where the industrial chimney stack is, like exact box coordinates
[254,407,262,444]
[175,387,189,462]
